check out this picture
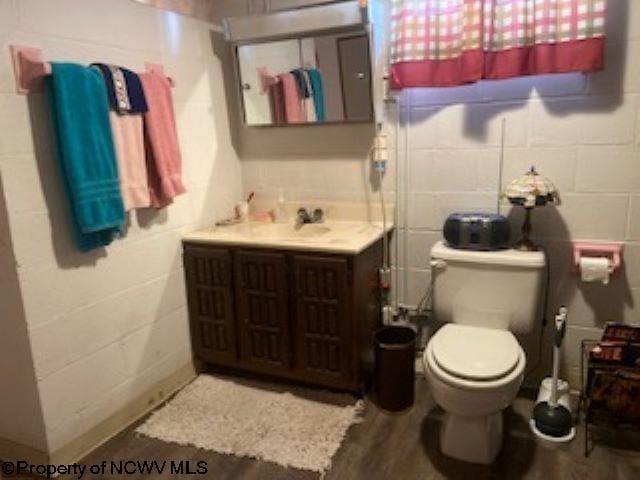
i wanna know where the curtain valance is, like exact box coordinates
[390,0,606,88]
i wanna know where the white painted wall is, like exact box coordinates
[240,0,640,387]
[0,0,243,457]
[0,159,47,456]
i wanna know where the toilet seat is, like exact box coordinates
[424,325,526,391]
[431,324,520,381]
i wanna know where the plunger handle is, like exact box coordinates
[549,307,568,407]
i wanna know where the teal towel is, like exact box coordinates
[47,63,125,252]
[307,69,326,122]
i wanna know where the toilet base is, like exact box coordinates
[440,411,503,464]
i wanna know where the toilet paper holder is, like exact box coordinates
[572,242,624,275]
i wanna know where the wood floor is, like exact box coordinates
[14,377,640,479]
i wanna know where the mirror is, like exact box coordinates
[235,32,373,126]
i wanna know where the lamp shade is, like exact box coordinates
[503,166,559,208]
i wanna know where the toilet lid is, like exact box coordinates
[431,324,520,381]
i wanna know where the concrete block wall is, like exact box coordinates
[0,117,47,457]
[0,0,243,460]
[240,0,640,387]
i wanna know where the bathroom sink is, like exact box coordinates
[251,223,331,239]
[183,220,391,254]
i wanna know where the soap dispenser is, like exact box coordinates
[272,189,288,223]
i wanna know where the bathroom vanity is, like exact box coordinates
[182,221,388,393]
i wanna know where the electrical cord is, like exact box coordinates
[415,276,433,317]
[378,166,389,269]
[523,245,552,383]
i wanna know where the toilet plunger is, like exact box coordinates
[530,306,576,442]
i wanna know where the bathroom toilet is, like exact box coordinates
[423,241,545,464]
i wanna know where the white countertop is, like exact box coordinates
[182,220,393,254]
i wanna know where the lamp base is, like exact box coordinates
[514,207,538,251]
[514,237,538,251]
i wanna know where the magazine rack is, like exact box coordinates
[579,338,640,456]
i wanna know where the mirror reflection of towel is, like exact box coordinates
[257,66,277,94]
[292,69,315,122]
[307,69,325,122]
[301,70,316,123]
[279,73,305,124]
[291,69,310,98]
[258,67,286,126]
[268,82,286,126]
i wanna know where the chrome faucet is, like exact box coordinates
[311,208,324,223]
[296,207,324,225]
[296,208,311,225]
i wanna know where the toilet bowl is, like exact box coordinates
[424,241,545,463]
[423,323,526,464]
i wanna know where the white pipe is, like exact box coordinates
[376,141,389,270]
[393,100,400,310]
[402,96,410,307]
[497,118,506,215]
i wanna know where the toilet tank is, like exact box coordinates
[430,241,546,334]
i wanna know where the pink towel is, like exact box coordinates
[109,112,149,210]
[258,68,286,125]
[258,66,277,93]
[279,73,305,124]
[302,71,316,122]
[138,72,186,208]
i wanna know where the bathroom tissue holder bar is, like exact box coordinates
[572,242,624,275]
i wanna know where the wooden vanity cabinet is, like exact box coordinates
[183,240,383,393]
[233,250,292,373]
[183,247,237,364]
[292,255,353,387]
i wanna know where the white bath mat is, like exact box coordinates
[136,374,364,474]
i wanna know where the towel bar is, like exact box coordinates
[9,44,175,94]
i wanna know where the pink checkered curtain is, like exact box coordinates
[390,0,606,88]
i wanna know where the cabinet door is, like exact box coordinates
[337,34,373,121]
[234,251,292,371]
[184,246,237,364]
[292,255,352,386]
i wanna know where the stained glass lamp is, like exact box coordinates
[503,166,559,251]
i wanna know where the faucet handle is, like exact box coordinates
[297,207,310,224]
[311,208,324,223]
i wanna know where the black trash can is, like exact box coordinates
[374,326,417,413]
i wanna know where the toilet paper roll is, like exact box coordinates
[580,257,610,284]
[374,134,387,149]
